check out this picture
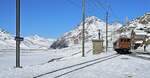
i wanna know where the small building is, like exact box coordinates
[131,30,147,49]
[131,30,147,40]
[92,40,104,54]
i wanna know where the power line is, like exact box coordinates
[109,6,120,22]
[64,0,120,23]
[64,0,92,17]
[83,0,107,19]
[92,0,107,11]
[64,0,81,8]
[85,0,97,14]
[64,0,107,18]
[90,0,105,13]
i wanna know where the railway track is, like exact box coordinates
[127,52,150,61]
[33,53,120,78]
[71,49,92,56]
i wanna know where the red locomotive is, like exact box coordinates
[113,37,131,54]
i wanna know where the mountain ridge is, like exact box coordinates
[0,28,55,49]
[51,16,122,49]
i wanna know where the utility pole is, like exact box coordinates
[98,29,101,40]
[124,16,128,33]
[82,0,85,57]
[125,16,128,26]
[16,0,23,68]
[106,11,108,52]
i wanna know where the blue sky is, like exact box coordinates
[0,0,150,38]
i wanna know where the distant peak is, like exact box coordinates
[86,16,102,21]
[111,22,122,25]
[33,34,40,38]
[87,16,98,19]
[25,34,43,40]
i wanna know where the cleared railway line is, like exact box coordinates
[33,53,120,78]
[127,52,150,61]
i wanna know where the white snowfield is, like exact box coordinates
[0,42,150,78]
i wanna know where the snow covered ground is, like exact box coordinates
[0,42,150,78]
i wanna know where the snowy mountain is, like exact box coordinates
[121,12,150,31]
[22,35,55,49]
[51,16,122,49]
[116,12,150,51]
[0,28,54,49]
[119,12,150,37]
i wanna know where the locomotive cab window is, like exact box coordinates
[120,39,123,42]
[127,39,130,42]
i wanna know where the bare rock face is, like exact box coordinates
[50,38,68,49]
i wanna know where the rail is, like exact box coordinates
[33,53,119,78]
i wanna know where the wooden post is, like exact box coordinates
[106,11,108,52]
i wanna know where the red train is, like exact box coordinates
[113,37,131,54]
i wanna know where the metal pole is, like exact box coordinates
[98,29,101,40]
[106,11,108,52]
[16,0,21,68]
[82,0,85,57]
[126,16,128,26]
